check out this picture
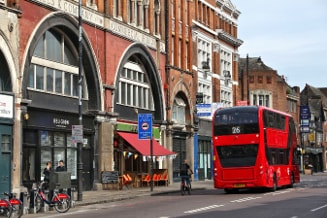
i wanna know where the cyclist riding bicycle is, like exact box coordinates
[180,159,193,187]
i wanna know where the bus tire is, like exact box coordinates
[271,174,277,192]
[224,188,238,194]
[288,174,294,188]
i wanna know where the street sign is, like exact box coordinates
[300,105,310,119]
[196,104,211,117]
[72,125,83,143]
[300,105,310,133]
[196,93,204,104]
[300,126,310,133]
[138,114,152,140]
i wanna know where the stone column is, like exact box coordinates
[97,121,115,190]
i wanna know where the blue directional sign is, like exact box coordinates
[300,105,310,133]
[138,114,152,140]
[300,105,310,119]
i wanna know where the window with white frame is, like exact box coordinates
[198,81,211,104]
[197,37,213,106]
[220,48,231,87]
[28,29,86,98]
[118,62,154,110]
[219,48,232,107]
[172,97,186,124]
[220,88,232,107]
[251,90,272,107]
[197,38,211,67]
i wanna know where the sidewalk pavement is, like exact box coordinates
[72,172,327,207]
[73,180,213,207]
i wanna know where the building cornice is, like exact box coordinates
[216,29,243,47]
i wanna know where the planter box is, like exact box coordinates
[304,169,312,175]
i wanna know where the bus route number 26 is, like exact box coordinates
[232,126,241,134]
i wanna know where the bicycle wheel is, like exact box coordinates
[10,204,23,218]
[180,183,185,196]
[34,195,43,213]
[0,207,12,218]
[53,194,71,213]
[187,184,191,195]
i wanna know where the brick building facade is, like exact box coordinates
[1,0,325,201]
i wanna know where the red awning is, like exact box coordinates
[117,132,176,156]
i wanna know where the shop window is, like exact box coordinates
[40,131,77,180]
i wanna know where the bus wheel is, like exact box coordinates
[288,174,294,188]
[224,188,238,194]
[271,174,277,192]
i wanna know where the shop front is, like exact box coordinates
[0,93,14,196]
[22,108,95,191]
[108,124,175,188]
[196,119,212,181]
[303,147,323,173]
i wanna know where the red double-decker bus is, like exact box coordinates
[212,106,300,193]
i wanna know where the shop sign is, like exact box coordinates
[196,104,211,117]
[0,94,13,119]
[196,93,203,104]
[33,0,104,27]
[308,133,315,143]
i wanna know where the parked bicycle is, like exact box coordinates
[180,176,191,195]
[31,182,71,213]
[0,197,12,217]
[3,193,23,218]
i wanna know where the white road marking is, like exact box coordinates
[264,190,291,196]
[184,204,224,214]
[230,196,262,203]
[311,204,327,212]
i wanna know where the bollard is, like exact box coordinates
[20,192,29,215]
[29,189,36,214]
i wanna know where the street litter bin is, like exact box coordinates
[49,172,71,190]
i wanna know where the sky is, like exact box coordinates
[232,0,327,90]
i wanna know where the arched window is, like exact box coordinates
[117,61,154,110]
[27,29,87,98]
[172,97,186,124]
[0,52,12,91]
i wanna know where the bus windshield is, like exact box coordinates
[213,107,259,135]
[217,144,258,168]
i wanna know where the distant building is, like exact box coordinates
[238,55,301,147]
[300,84,327,173]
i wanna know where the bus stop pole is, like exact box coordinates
[77,0,83,201]
[150,136,153,192]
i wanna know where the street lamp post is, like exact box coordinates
[77,0,83,201]
[246,54,250,105]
